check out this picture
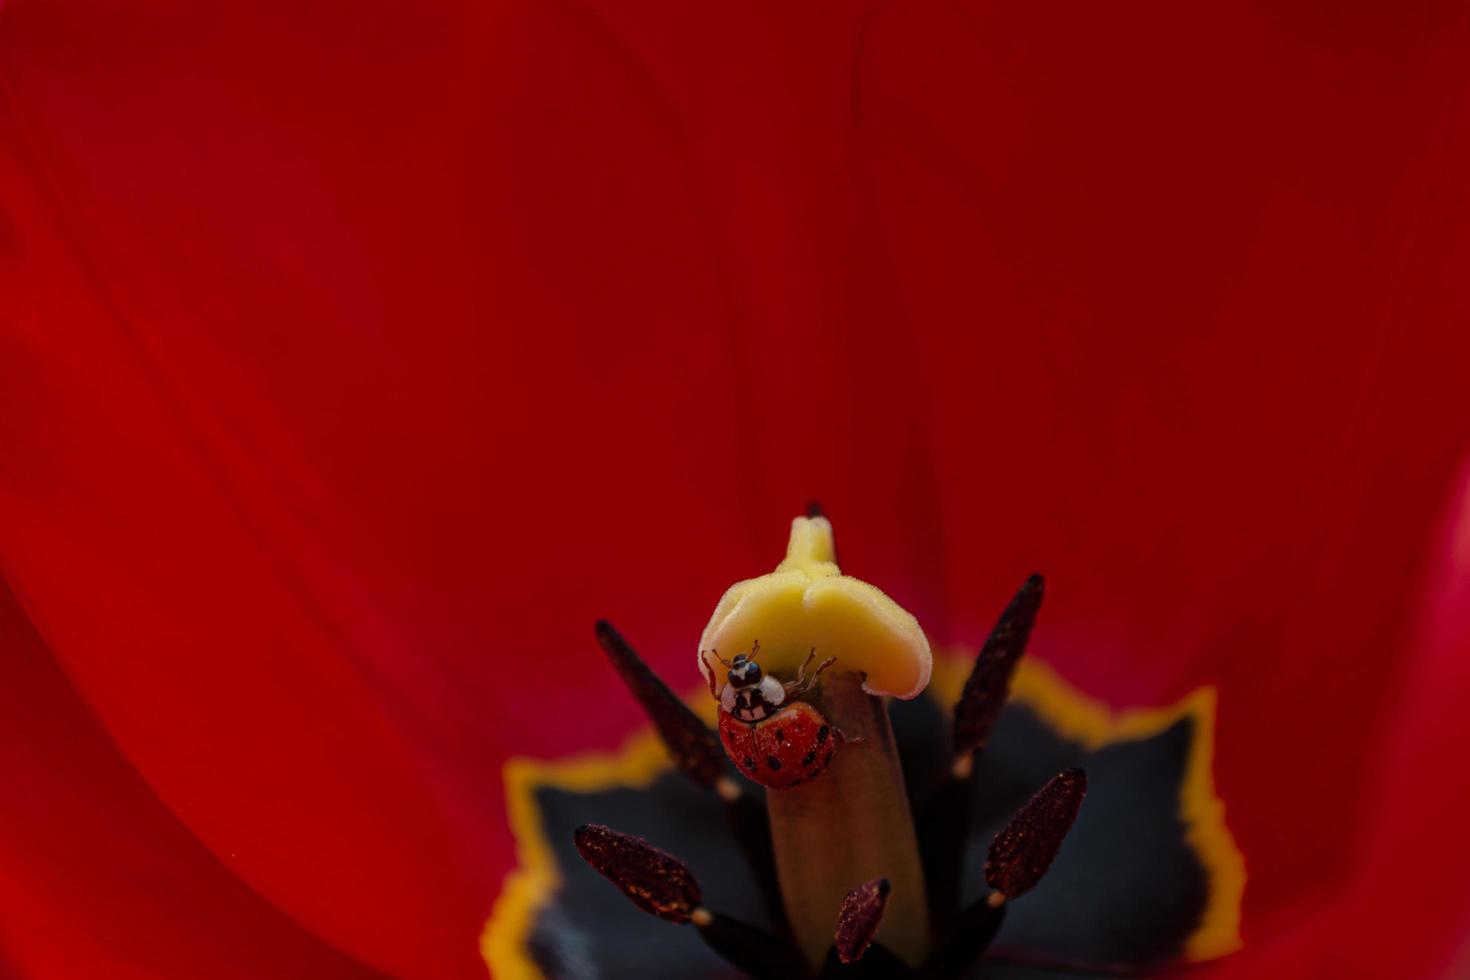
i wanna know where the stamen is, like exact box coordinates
[594,620,729,791]
[820,943,912,979]
[985,767,1087,900]
[698,909,809,979]
[922,770,1080,979]
[574,824,808,979]
[593,621,788,930]
[573,824,702,924]
[833,877,890,964]
[922,574,1046,927]
[916,776,970,928]
[817,879,912,978]
[918,893,1006,980]
[952,573,1045,762]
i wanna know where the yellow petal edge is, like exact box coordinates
[697,516,932,699]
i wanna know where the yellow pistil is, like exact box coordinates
[697,515,933,967]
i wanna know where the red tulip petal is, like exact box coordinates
[1332,462,1470,976]
[0,79,491,977]
[1183,461,1470,974]
[0,577,380,978]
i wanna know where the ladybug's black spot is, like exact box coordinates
[766,756,783,771]
[822,750,834,767]
[743,756,756,770]
[801,750,817,767]
[816,725,830,744]
[774,729,785,742]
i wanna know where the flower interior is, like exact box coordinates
[575,511,1092,978]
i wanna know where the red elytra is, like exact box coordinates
[718,701,837,790]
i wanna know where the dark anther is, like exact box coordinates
[575,826,808,979]
[834,877,890,964]
[986,767,1087,899]
[594,620,727,789]
[953,574,1045,758]
[574,824,702,924]
[921,574,1046,928]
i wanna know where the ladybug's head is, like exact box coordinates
[727,653,763,689]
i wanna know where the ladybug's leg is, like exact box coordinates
[785,652,837,699]
[784,649,815,697]
[810,656,837,687]
[792,648,817,685]
[701,651,721,700]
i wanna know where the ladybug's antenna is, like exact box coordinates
[748,640,761,662]
[705,648,734,669]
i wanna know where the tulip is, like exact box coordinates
[2,2,1470,978]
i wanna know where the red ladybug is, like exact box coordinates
[704,643,840,790]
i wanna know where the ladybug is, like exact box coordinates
[704,642,840,790]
